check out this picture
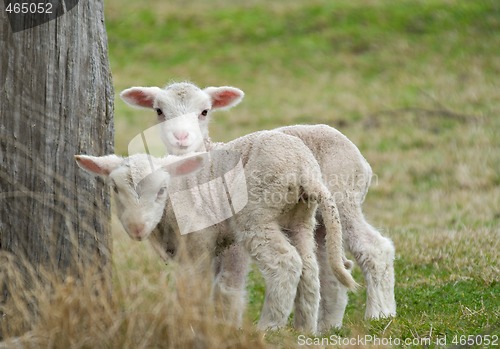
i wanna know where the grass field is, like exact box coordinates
[106,0,499,347]
[2,0,498,347]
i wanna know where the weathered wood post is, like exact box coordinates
[0,0,114,336]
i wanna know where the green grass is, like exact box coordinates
[109,0,500,346]
[106,0,500,152]
[105,0,500,343]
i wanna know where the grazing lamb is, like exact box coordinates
[120,82,396,330]
[75,130,357,333]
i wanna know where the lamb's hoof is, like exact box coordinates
[318,322,342,334]
[365,310,396,320]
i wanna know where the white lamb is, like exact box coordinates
[75,130,356,334]
[120,82,396,330]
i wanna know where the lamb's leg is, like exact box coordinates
[341,205,396,319]
[315,222,351,332]
[286,203,320,334]
[239,223,303,331]
[212,244,250,327]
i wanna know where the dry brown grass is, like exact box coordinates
[0,236,282,349]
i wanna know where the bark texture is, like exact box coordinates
[0,1,113,276]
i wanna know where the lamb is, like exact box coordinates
[75,130,357,334]
[120,82,396,330]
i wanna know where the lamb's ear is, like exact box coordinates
[163,154,207,177]
[75,155,123,177]
[203,86,244,110]
[120,86,163,109]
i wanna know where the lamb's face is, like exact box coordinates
[120,82,244,155]
[75,153,206,241]
[109,163,171,241]
[154,84,211,155]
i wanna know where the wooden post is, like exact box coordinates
[0,0,114,318]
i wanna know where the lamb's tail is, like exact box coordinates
[317,188,358,290]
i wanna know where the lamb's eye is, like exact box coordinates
[156,108,163,116]
[200,109,209,118]
[113,185,119,194]
[157,188,166,196]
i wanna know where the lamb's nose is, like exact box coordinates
[173,131,188,141]
[129,223,145,239]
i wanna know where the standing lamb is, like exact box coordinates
[120,82,396,330]
[75,130,357,333]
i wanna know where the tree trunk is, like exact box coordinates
[0,0,114,324]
